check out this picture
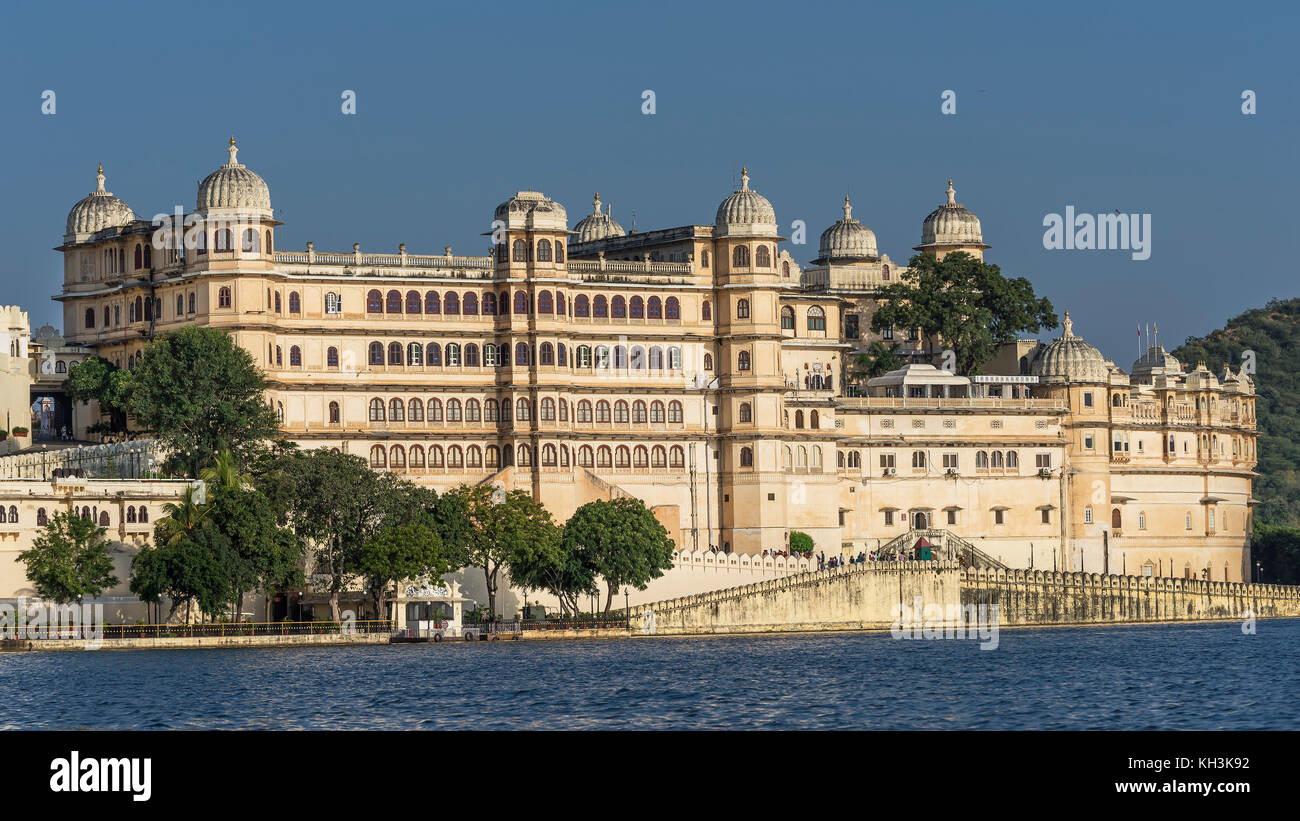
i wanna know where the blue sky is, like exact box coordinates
[2,0,1295,364]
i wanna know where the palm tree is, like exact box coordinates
[158,484,206,546]
[200,448,243,493]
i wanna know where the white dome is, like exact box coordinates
[715,168,777,237]
[65,165,135,238]
[918,180,985,249]
[1030,311,1109,383]
[816,196,878,262]
[572,193,625,243]
[196,138,271,215]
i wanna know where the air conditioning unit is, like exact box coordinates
[1038,467,1052,478]
[945,468,959,476]
[883,467,896,476]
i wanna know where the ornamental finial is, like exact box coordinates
[95,163,105,193]
[843,195,852,221]
[740,167,749,190]
[945,179,956,205]
[593,192,602,214]
[1062,310,1073,338]
[228,136,239,166]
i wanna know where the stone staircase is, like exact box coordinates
[878,528,1007,570]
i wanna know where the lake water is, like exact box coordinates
[3,619,1297,730]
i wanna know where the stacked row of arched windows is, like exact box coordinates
[778,305,827,333]
[192,228,272,255]
[504,238,566,264]
[9,505,156,526]
[367,442,688,472]
[358,289,687,321]
[363,397,686,426]
[359,341,687,371]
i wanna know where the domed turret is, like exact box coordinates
[916,180,988,258]
[65,164,135,240]
[715,168,777,238]
[493,190,568,231]
[815,196,878,263]
[572,193,625,243]
[196,137,271,216]
[1030,311,1109,383]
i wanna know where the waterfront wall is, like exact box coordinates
[634,562,960,635]
[13,630,392,652]
[633,562,1300,636]
[962,568,1300,625]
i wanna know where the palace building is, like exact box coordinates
[46,141,1259,581]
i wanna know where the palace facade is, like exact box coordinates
[47,142,1258,581]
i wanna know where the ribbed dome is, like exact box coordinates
[65,165,135,238]
[816,196,878,262]
[1031,311,1109,383]
[572,193,625,243]
[918,180,985,248]
[1131,343,1182,378]
[493,190,568,231]
[196,138,271,214]
[715,168,777,237]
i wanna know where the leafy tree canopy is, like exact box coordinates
[564,497,675,612]
[19,511,118,603]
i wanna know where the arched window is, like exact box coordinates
[912,451,926,469]
[447,399,462,422]
[614,346,628,369]
[781,306,795,331]
[430,446,445,468]
[386,290,402,314]
[368,342,383,365]
[215,228,232,251]
[733,246,751,267]
[406,290,421,314]
[426,343,441,366]
[369,398,385,422]
[541,398,556,421]
[99,511,110,527]
[736,299,750,319]
[668,401,683,423]
[410,446,426,469]
[242,229,259,252]
[1007,451,1019,469]
[615,446,631,469]
[134,244,143,269]
[324,292,340,314]
[538,291,553,314]
[555,242,564,263]
[738,351,751,371]
[542,444,557,467]
[670,446,685,469]
[739,402,752,422]
[127,506,137,523]
[540,343,554,365]
[976,451,989,469]
[646,296,663,320]
[665,297,680,320]
[367,290,383,313]
[265,230,273,252]
[463,292,478,315]
[807,306,827,332]
[575,295,590,317]
[425,291,441,314]
[515,342,529,366]
[84,308,95,329]
[445,343,460,366]
[651,401,665,423]
[468,446,482,468]
[1112,509,1122,529]
[407,343,423,366]
[518,445,533,467]
[701,299,711,321]
[445,292,460,315]
[388,398,405,422]
[555,292,566,315]
[465,344,480,367]
[795,410,804,429]
[466,399,481,421]
[593,296,608,317]
[741,447,754,467]
[578,400,593,423]
[289,346,301,367]
[36,508,47,526]
[614,400,630,423]
[388,342,403,365]
[596,401,611,423]
[483,292,496,315]
[810,410,819,429]
[369,445,387,468]
[329,401,340,424]
[755,245,771,267]
[612,296,627,318]
[512,239,528,261]
[668,347,682,369]
[630,296,645,319]
[991,450,1004,468]
[782,260,790,278]
[537,239,552,261]
[408,398,424,422]
[514,291,529,315]
[429,398,443,422]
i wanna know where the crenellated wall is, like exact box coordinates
[633,562,1300,636]
[961,567,1300,625]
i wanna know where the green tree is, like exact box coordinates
[789,531,814,555]
[458,485,560,618]
[18,511,119,603]
[508,521,596,616]
[355,521,449,621]
[126,326,281,477]
[1252,523,1300,584]
[128,544,168,623]
[65,356,132,433]
[564,497,675,613]
[872,252,1057,375]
